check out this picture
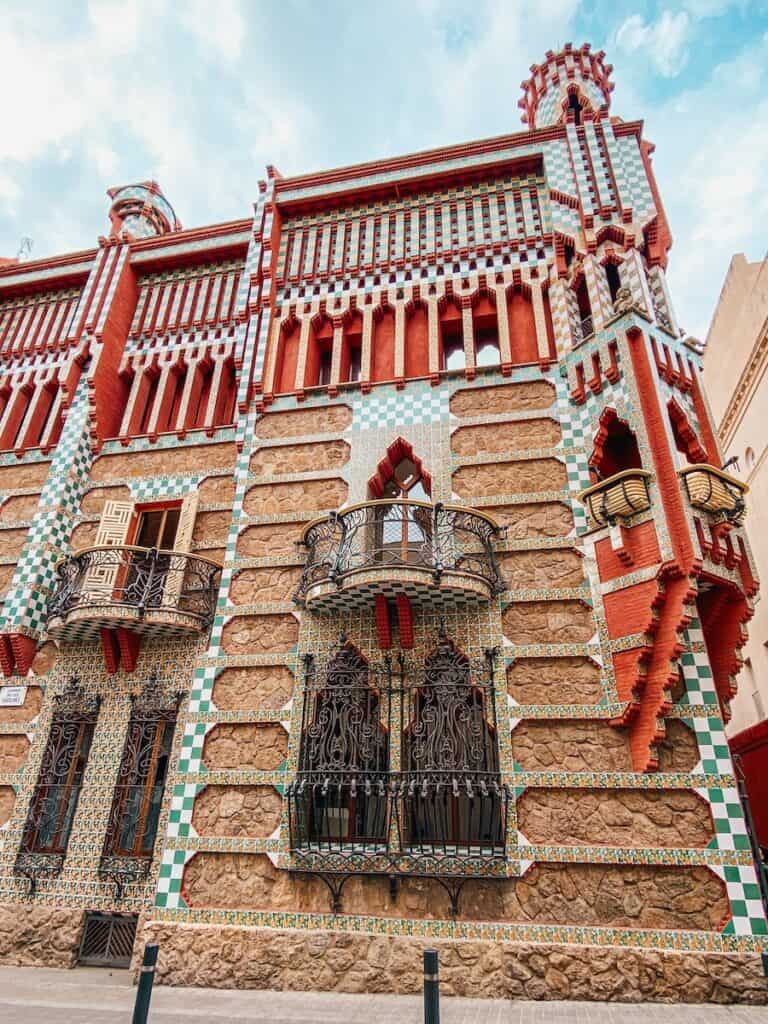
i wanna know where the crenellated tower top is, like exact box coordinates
[107,181,181,241]
[519,42,614,130]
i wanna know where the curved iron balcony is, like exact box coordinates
[679,464,747,525]
[578,469,653,527]
[295,500,505,610]
[46,545,222,640]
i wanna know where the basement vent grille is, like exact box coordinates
[78,912,137,968]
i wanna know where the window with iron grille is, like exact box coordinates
[16,677,100,888]
[288,634,508,872]
[100,678,180,890]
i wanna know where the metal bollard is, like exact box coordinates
[132,943,159,1024]
[423,948,440,1024]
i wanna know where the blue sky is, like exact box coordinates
[1,1,767,339]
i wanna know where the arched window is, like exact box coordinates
[590,409,642,482]
[471,294,500,367]
[606,262,622,305]
[368,439,432,566]
[439,300,465,371]
[402,637,504,854]
[306,315,334,388]
[341,311,363,385]
[567,91,583,126]
[575,277,593,338]
[290,640,389,850]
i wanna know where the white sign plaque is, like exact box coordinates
[0,685,27,707]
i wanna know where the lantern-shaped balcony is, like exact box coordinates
[46,545,222,641]
[679,465,747,525]
[295,500,505,610]
[578,469,653,528]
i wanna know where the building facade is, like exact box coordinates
[703,254,768,736]
[0,43,765,1003]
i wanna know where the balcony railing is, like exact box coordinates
[679,464,747,524]
[47,545,221,639]
[578,469,653,527]
[295,500,505,608]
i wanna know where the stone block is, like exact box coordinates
[250,440,351,476]
[502,599,594,644]
[0,735,30,771]
[0,529,27,559]
[229,567,302,605]
[450,380,555,417]
[499,549,584,589]
[453,459,566,500]
[481,502,573,539]
[657,719,700,772]
[79,485,131,515]
[511,720,632,771]
[237,523,305,559]
[213,666,294,711]
[0,684,42,722]
[255,405,352,439]
[451,418,561,455]
[221,613,298,655]
[243,479,347,516]
[202,724,288,771]
[192,785,282,837]
[517,788,714,847]
[0,493,40,521]
[0,462,50,492]
[507,657,602,704]
[91,442,237,480]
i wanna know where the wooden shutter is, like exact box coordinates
[83,500,134,597]
[162,492,198,606]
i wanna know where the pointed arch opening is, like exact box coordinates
[275,317,301,394]
[291,639,390,849]
[306,314,334,389]
[439,299,465,371]
[341,310,363,385]
[402,636,505,854]
[471,293,500,367]
[589,408,643,482]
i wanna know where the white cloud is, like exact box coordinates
[615,10,692,76]
[179,0,246,63]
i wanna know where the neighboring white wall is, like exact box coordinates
[703,254,768,736]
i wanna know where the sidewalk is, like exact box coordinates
[0,965,765,1023]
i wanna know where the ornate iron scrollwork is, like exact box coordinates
[99,675,181,898]
[47,546,221,630]
[15,676,101,895]
[286,635,509,916]
[295,501,505,603]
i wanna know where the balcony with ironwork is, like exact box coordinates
[295,500,505,610]
[286,637,510,914]
[679,464,747,525]
[46,545,222,641]
[578,469,653,528]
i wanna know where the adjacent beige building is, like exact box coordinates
[704,253,768,735]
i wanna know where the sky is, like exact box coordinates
[1,1,767,340]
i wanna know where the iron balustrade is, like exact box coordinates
[47,545,221,630]
[295,500,505,603]
[286,637,509,910]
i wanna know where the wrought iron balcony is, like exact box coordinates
[286,637,509,914]
[295,500,505,610]
[679,464,747,525]
[578,469,653,527]
[46,545,221,640]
